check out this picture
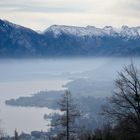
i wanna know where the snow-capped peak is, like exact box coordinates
[45,25,140,39]
[0,19,36,34]
[2,19,21,29]
[120,26,140,38]
[45,25,108,37]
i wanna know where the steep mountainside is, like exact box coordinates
[0,19,140,57]
[0,19,47,57]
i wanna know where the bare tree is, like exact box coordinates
[102,63,140,135]
[14,129,19,140]
[52,90,80,140]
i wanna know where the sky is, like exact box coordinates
[0,0,140,31]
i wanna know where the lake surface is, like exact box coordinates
[0,58,140,135]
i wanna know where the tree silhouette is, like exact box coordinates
[52,90,80,140]
[14,129,18,140]
[102,63,140,138]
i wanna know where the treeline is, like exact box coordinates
[48,63,140,140]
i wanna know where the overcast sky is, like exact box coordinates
[0,0,140,30]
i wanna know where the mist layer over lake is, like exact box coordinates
[0,58,140,135]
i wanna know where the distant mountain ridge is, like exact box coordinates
[46,25,140,38]
[0,19,140,57]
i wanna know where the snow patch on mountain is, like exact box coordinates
[45,25,140,39]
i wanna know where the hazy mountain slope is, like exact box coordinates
[44,25,140,56]
[0,19,140,57]
[0,19,47,57]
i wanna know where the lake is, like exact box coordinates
[0,58,140,135]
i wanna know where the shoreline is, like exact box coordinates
[0,79,70,136]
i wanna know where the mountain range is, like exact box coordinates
[0,19,140,57]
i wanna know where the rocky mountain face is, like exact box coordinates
[0,19,140,57]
